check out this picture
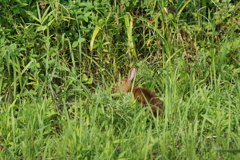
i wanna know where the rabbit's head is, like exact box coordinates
[113,68,138,93]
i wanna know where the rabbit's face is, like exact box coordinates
[112,79,132,93]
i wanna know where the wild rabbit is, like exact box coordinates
[113,68,163,116]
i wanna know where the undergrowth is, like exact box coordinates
[0,0,240,159]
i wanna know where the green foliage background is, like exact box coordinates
[0,0,240,159]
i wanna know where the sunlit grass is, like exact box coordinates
[1,62,239,159]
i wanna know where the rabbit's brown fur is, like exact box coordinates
[113,68,163,116]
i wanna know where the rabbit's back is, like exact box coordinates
[133,87,163,115]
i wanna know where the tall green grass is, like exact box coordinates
[0,0,240,159]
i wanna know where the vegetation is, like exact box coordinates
[0,0,240,159]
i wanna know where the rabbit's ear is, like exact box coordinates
[127,68,138,82]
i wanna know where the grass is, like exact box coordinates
[1,63,239,159]
[0,0,240,159]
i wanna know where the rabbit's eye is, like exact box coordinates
[120,81,123,84]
